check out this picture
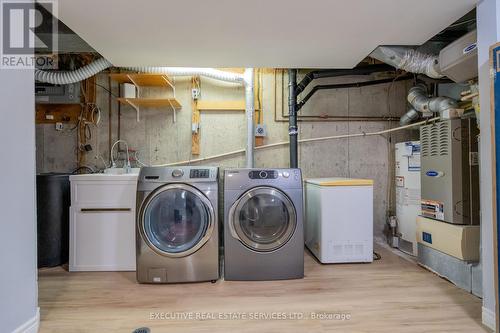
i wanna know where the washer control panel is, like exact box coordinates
[248,170,278,180]
[190,169,210,179]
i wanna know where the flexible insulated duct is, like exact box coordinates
[34,58,244,84]
[34,58,113,85]
[126,67,244,84]
[370,46,443,79]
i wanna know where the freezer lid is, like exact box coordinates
[305,177,374,186]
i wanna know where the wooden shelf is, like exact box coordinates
[117,98,181,108]
[110,73,174,89]
[197,100,261,111]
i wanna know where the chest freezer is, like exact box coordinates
[305,178,373,263]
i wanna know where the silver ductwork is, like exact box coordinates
[399,84,458,125]
[399,108,420,126]
[407,84,458,113]
[370,46,443,79]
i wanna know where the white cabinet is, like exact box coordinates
[69,174,138,271]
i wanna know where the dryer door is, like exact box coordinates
[229,186,297,252]
[140,184,215,258]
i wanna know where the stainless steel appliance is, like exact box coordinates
[420,117,479,225]
[136,166,219,283]
[223,168,304,280]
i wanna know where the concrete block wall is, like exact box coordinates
[35,70,413,236]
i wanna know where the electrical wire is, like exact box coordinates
[94,81,119,98]
[373,252,382,260]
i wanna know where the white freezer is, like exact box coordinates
[305,178,373,263]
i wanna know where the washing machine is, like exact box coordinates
[136,166,219,283]
[224,168,304,280]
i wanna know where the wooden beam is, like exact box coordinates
[191,77,201,155]
[197,100,261,111]
[35,104,81,124]
[255,69,264,147]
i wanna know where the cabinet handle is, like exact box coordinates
[80,208,132,212]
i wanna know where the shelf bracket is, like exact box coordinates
[161,75,175,92]
[124,98,141,122]
[167,99,176,123]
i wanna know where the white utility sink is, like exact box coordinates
[103,167,141,175]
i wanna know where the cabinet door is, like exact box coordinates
[69,207,136,271]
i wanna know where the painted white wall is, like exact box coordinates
[477,0,499,330]
[53,0,477,68]
[0,60,39,332]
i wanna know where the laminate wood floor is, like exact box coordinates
[38,245,489,333]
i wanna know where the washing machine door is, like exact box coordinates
[229,186,297,252]
[140,184,215,258]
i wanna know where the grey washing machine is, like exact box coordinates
[136,166,219,283]
[224,168,304,280]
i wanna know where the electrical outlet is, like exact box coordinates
[255,124,267,137]
[192,123,200,134]
[55,122,63,131]
[191,88,201,100]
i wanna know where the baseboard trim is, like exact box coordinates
[482,306,496,331]
[11,307,39,333]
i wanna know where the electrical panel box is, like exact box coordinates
[35,82,81,104]
[255,124,267,137]
[439,30,478,83]
[420,117,479,225]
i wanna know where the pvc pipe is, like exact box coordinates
[151,117,439,167]
[244,68,255,168]
[288,69,298,168]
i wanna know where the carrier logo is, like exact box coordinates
[463,43,477,55]
[425,170,444,177]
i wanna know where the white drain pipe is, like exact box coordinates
[244,68,255,168]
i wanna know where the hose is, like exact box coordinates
[35,58,113,85]
[125,67,244,84]
[34,58,245,85]
[110,139,131,170]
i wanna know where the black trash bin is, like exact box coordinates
[36,173,71,268]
